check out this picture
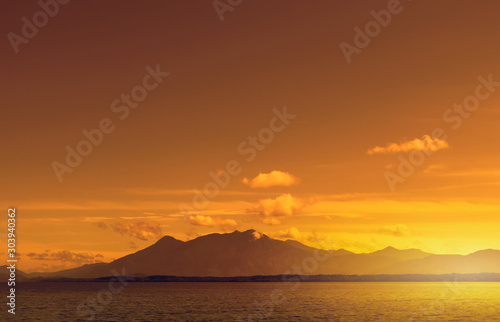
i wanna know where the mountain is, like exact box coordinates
[367,246,432,261]
[32,230,500,278]
[284,239,354,256]
[0,265,29,282]
[381,249,500,274]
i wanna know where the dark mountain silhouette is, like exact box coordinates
[284,239,354,256]
[29,230,500,278]
[0,265,28,282]
[381,249,500,274]
[367,246,432,261]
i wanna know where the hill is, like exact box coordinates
[30,230,500,279]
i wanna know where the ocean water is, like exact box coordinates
[3,282,500,321]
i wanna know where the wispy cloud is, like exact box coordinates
[367,135,449,155]
[242,171,300,188]
[26,250,104,266]
[423,164,448,174]
[122,188,261,197]
[377,224,411,237]
[96,221,163,241]
[424,167,500,178]
[18,201,164,211]
[187,215,239,231]
[269,227,337,250]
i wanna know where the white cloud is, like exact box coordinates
[188,215,239,231]
[242,171,300,188]
[367,135,449,155]
[271,227,304,240]
[249,194,309,225]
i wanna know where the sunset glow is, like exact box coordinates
[3,1,500,276]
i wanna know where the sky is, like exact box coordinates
[2,0,500,273]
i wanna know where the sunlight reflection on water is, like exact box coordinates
[6,282,500,321]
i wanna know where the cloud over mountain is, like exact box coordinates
[33,230,500,279]
[249,194,307,225]
[26,250,103,266]
[96,221,163,241]
[188,215,239,231]
[242,171,299,188]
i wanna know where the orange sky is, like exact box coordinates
[2,0,500,272]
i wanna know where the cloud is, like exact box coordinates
[26,250,104,266]
[423,166,500,178]
[188,215,239,231]
[423,164,447,174]
[269,227,336,250]
[271,227,304,240]
[84,217,115,223]
[96,221,163,241]
[252,231,263,240]
[377,224,411,237]
[242,171,300,188]
[367,135,449,155]
[262,217,282,225]
[320,213,364,220]
[27,264,71,273]
[249,194,309,225]
[95,222,108,229]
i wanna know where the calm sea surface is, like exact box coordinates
[3,282,500,321]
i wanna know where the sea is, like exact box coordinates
[2,282,500,321]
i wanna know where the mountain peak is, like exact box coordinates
[367,246,398,255]
[231,229,256,234]
[152,235,184,248]
[230,229,266,240]
[144,235,184,254]
[369,246,432,262]
[469,249,500,256]
[35,230,500,278]
[188,229,268,246]
[158,235,183,243]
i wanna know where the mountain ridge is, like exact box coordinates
[27,230,500,278]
